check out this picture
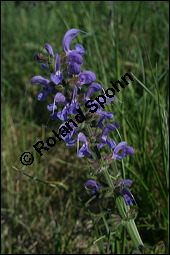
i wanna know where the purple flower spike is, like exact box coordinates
[85,83,103,101]
[77,132,92,158]
[84,180,101,195]
[44,43,54,56]
[30,76,50,86]
[120,188,136,206]
[50,54,63,85]
[112,142,135,160]
[77,71,96,86]
[62,29,79,53]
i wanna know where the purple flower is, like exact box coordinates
[84,83,103,101]
[139,245,147,251]
[30,76,54,101]
[68,52,83,64]
[49,103,70,121]
[38,86,54,101]
[84,83,115,118]
[105,96,116,104]
[98,123,119,149]
[54,92,67,105]
[116,179,137,206]
[55,103,71,121]
[112,142,135,160]
[120,187,136,206]
[84,83,112,125]
[120,179,132,186]
[62,29,86,55]
[68,85,79,114]
[48,86,79,121]
[30,76,50,85]
[33,43,54,70]
[47,92,67,113]
[33,53,40,62]
[41,63,50,71]
[67,52,83,75]
[56,85,80,119]
[77,132,92,157]
[50,54,63,85]
[68,62,81,75]
[62,29,86,75]
[40,43,54,70]
[63,29,79,53]
[96,110,114,128]
[58,121,77,146]
[77,71,96,86]
[84,180,101,194]
[74,44,86,55]
[44,43,54,56]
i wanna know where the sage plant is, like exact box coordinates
[31,28,144,252]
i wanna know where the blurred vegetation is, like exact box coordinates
[1,1,169,254]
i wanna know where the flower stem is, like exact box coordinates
[103,168,143,252]
[85,124,143,251]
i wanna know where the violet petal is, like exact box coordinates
[44,43,54,56]
[30,76,50,86]
[62,28,79,52]
[77,71,96,86]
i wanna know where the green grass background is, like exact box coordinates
[1,1,169,254]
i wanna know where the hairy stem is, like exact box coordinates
[86,124,143,252]
[103,167,143,252]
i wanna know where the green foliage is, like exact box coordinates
[1,1,169,254]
